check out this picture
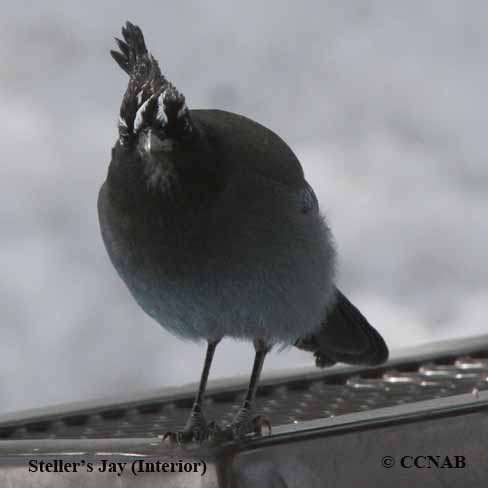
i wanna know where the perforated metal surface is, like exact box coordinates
[1,348,487,441]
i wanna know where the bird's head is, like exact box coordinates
[110,22,194,191]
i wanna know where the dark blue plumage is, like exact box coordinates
[98,22,388,443]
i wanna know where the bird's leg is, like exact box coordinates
[225,338,271,438]
[164,338,221,444]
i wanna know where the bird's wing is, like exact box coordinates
[192,109,310,191]
[300,180,319,214]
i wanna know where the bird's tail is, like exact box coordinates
[295,288,388,368]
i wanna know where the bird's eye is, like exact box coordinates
[118,117,132,146]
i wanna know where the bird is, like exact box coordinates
[98,21,389,444]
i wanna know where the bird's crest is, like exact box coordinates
[111,22,191,145]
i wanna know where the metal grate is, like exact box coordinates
[2,337,488,487]
[1,346,487,441]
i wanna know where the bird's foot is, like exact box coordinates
[163,408,221,445]
[223,404,272,439]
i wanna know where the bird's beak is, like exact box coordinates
[139,129,153,156]
[138,129,174,157]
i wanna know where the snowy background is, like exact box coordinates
[1,1,487,415]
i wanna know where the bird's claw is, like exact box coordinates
[163,417,221,446]
[252,415,272,436]
[224,408,272,439]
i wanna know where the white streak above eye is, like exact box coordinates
[118,116,128,128]
[156,91,168,126]
[136,90,144,105]
[133,96,153,133]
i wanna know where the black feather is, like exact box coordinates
[111,21,194,145]
[295,288,389,367]
[110,50,130,74]
[111,21,159,81]
[114,37,130,58]
[122,22,148,59]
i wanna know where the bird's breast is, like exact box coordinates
[98,180,336,344]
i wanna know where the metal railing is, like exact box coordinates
[1,334,487,487]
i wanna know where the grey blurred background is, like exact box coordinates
[1,1,486,415]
